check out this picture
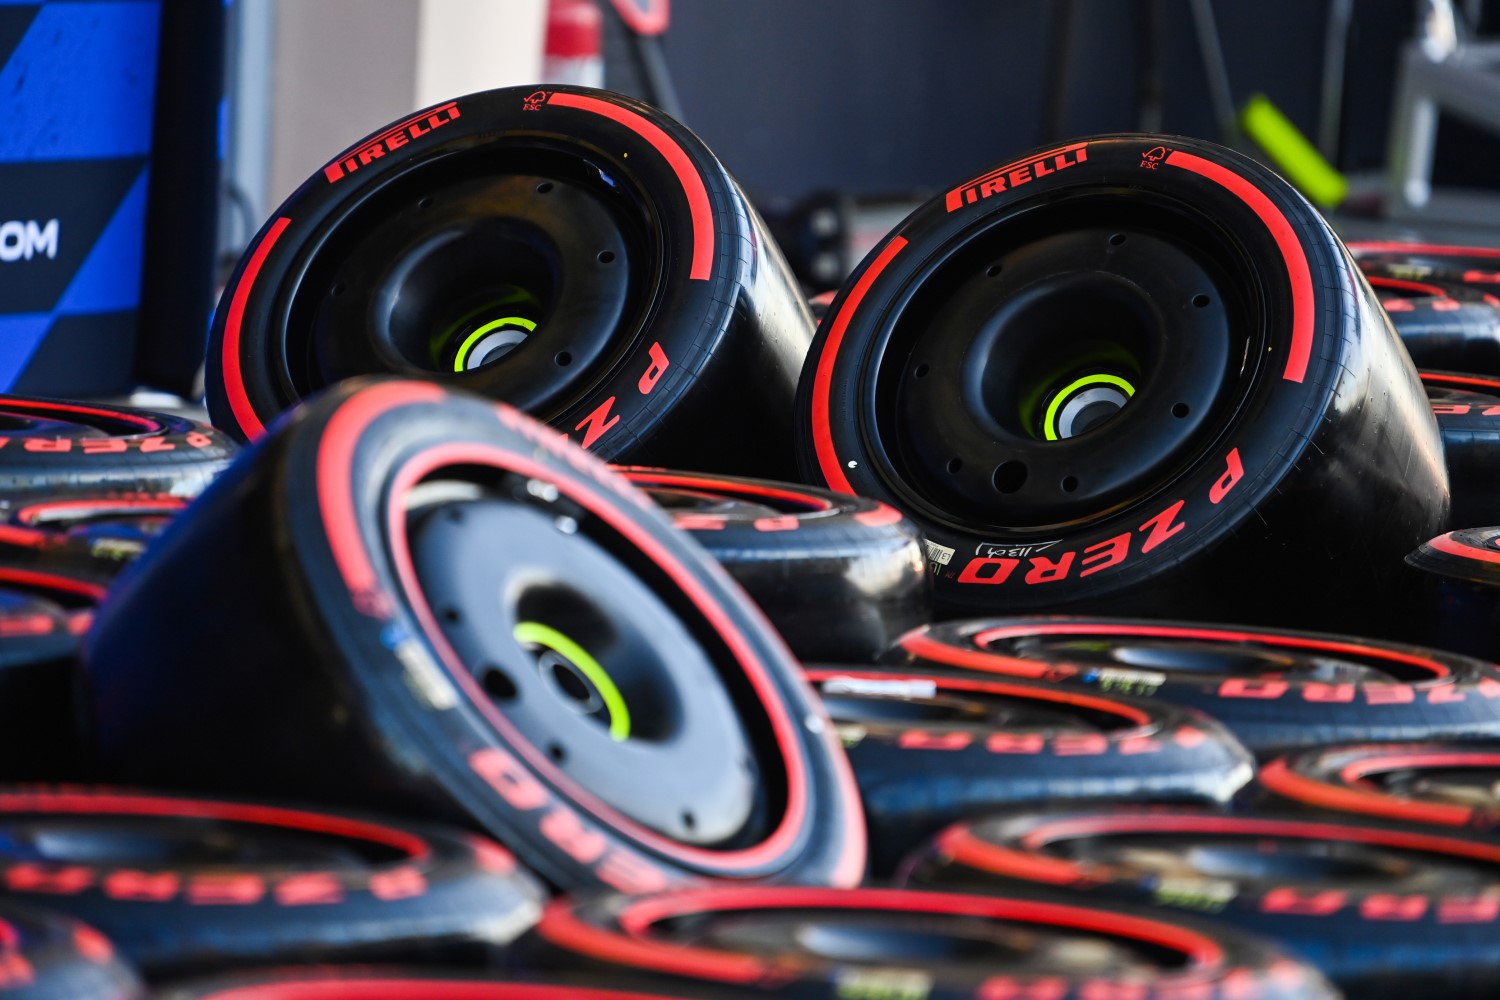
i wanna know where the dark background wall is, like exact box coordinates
[621,0,1419,204]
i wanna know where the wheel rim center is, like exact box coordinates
[454,316,536,371]
[1042,373,1136,440]
[514,620,631,741]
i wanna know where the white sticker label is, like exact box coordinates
[395,639,458,710]
[822,676,939,700]
[922,539,955,567]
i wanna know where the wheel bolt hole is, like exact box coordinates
[330,284,345,297]
[1192,293,1211,308]
[555,351,573,367]
[986,262,1003,278]
[445,507,464,524]
[442,607,462,625]
[536,182,553,194]
[994,461,1028,494]
[682,810,696,831]
[946,457,963,474]
[548,743,567,763]
[480,665,517,701]
[1109,233,1126,246]
[1172,402,1190,418]
[597,250,616,264]
[913,364,930,379]
[418,196,433,209]
[1061,475,1079,493]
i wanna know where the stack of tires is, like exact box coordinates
[8,84,1500,998]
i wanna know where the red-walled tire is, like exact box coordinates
[82,379,865,891]
[1349,240,1500,285]
[0,397,234,504]
[893,617,1500,755]
[0,903,141,999]
[904,807,1500,999]
[1260,742,1500,831]
[1365,268,1500,374]
[1404,527,1500,664]
[796,134,1446,635]
[0,788,544,977]
[1422,371,1500,528]
[206,86,813,480]
[156,970,757,1000]
[619,469,930,662]
[0,591,86,781]
[518,885,1337,999]
[805,665,1252,873]
[0,495,183,607]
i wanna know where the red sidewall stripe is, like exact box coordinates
[316,382,448,604]
[0,399,158,432]
[811,236,908,494]
[968,622,1454,680]
[1015,812,1500,865]
[1367,275,1452,298]
[899,630,1065,679]
[188,983,687,1000]
[223,217,292,441]
[1422,371,1500,393]
[1349,241,1500,260]
[0,567,105,601]
[0,790,433,859]
[805,668,1153,727]
[1430,531,1500,565]
[1166,150,1314,384]
[582,886,1228,976]
[936,823,1091,885]
[1258,757,1474,826]
[548,93,712,282]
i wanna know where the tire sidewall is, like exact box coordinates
[273,380,862,890]
[800,135,1370,608]
[208,85,746,457]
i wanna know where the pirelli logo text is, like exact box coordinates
[324,101,461,183]
[945,142,1090,212]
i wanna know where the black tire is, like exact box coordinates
[0,787,544,977]
[83,378,865,891]
[0,396,234,503]
[893,617,1500,755]
[805,665,1253,873]
[619,469,930,662]
[157,969,753,1000]
[0,590,86,781]
[0,495,181,599]
[903,806,1500,999]
[795,134,1446,634]
[1260,742,1500,831]
[1349,239,1500,285]
[1404,527,1500,663]
[0,902,141,999]
[206,85,813,480]
[1422,371,1500,527]
[1362,264,1500,304]
[1364,268,1500,374]
[518,884,1337,999]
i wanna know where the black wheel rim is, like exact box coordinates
[405,480,775,849]
[280,141,657,416]
[868,191,1264,533]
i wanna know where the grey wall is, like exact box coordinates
[649,0,1413,203]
